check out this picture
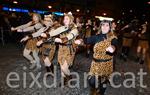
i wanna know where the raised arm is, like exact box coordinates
[66,28,78,40]
[84,34,104,44]
[31,27,48,38]
[106,37,118,54]
[21,23,43,32]
[57,28,79,43]
[15,21,32,30]
[75,34,103,45]
[111,38,118,50]
[48,26,68,37]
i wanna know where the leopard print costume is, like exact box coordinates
[41,44,56,62]
[89,34,117,79]
[138,34,149,50]
[122,32,133,47]
[25,38,39,51]
[58,27,77,66]
[41,23,61,63]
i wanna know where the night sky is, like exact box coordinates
[0,0,150,19]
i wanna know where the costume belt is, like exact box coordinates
[93,58,112,62]
[59,43,72,46]
[59,43,75,55]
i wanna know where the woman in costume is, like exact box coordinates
[136,21,149,64]
[120,19,139,61]
[11,13,43,69]
[75,17,118,95]
[37,12,78,84]
[85,19,92,57]
[36,14,61,73]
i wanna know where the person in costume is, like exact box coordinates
[120,19,139,61]
[75,17,83,32]
[85,19,92,57]
[136,21,149,64]
[21,13,60,73]
[75,16,118,95]
[33,14,61,73]
[11,13,43,69]
[41,14,61,73]
[37,12,78,85]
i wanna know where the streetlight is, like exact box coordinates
[13,1,18,4]
[76,9,80,12]
[103,13,107,16]
[48,5,52,9]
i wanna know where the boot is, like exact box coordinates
[46,63,54,73]
[135,57,140,62]
[120,53,127,62]
[98,86,106,95]
[97,78,108,95]
[135,52,141,63]
[64,76,69,86]
[86,50,90,58]
[90,88,100,95]
[120,46,125,59]
[64,75,73,86]
[59,75,72,87]
[120,46,127,61]
[50,63,54,73]
[125,47,130,57]
[139,59,144,64]
[46,66,51,72]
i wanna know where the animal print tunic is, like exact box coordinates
[84,33,117,79]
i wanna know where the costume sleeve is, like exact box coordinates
[111,38,118,47]
[66,28,78,40]
[48,26,67,37]
[22,23,43,32]
[15,21,32,30]
[83,34,103,44]
[105,38,118,55]
[31,27,47,38]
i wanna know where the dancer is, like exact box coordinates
[120,19,139,61]
[85,19,92,57]
[136,21,149,64]
[75,17,118,95]
[11,13,43,69]
[21,14,58,72]
[37,12,78,85]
